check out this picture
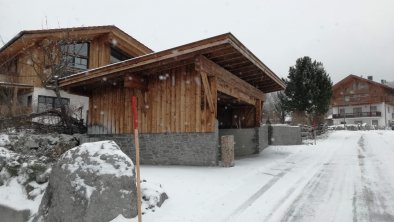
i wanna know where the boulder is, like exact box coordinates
[33,140,137,222]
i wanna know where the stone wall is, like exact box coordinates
[219,128,258,156]
[257,125,269,151]
[271,125,302,145]
[81,131,219,166]
[219,126,269,157]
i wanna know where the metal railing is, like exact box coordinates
[332,111,381,119]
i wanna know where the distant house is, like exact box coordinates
[1,26,285,165]
[330,75,394,128]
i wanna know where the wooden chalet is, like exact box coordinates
[0,25,151,117]
[331,75,394,128]
[60,33,285,134]
[2,25,285,165]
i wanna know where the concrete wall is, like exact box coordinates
[24,87,89,123]
[258,125,269,151]
[0,204,30,222]
[219,128,257,157]
[270,125,302,145]
[219,125,269,157]
[81,131,219,166]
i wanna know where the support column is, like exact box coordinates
[255,99,262,127]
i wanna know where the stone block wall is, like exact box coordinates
[271,125,302,145]
[219,128,258,157]
[257,125,269,151]
[81,131,219,166]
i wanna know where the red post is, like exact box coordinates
[132,96,142,222]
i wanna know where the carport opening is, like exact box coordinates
[217,92,260,159]
[217,92,257,129]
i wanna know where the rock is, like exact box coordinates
[140,180,168,214]
[25,140,39,149]
[33,140,137,222]
[35,168,51,184]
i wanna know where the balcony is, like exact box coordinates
[333,111,381,119]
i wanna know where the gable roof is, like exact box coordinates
[333,74,394,93]
[0,25,153,62]
[59,33,285,93]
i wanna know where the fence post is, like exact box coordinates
[221,135,234,167]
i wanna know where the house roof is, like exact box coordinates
[59,33,285,93]
[333,74,394,93]
[0,25,153,63]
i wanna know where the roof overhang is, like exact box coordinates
[0,25,153,64]
[0,82,34,88]
[59,33,285,93]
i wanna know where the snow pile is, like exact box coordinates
[110,179,168,222]
[141,180,168,214]
[61,140,133,177]
[0,134,10,147]
[0,147,48,218]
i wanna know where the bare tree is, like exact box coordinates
[26,35,86,133]
[272,91,287,124]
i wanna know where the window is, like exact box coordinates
[370,106,377,112]
[110,47,131,64]
[37,95,70,112]
[354,120,363,125]
[339,108,345,115]
[27,96,32,107]
[61,42,89,71]
[353,107,362,114]
[372,120,378,126]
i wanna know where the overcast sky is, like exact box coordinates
[1,0,393,84]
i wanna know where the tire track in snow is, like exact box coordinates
[353,135,394,222]
[278,135,357,222]
[224,134,348,222]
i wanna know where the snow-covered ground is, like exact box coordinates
[135,130,394,222]
[2,130,394,221]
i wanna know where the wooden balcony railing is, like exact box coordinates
[332,111,381,119]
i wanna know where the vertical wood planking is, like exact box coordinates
[170,71,176,132]
[180,67,186,132]
[195,71,201,132]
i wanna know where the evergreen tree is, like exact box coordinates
[283,56,332,123]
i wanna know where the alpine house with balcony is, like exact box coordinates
[330,75,394,128]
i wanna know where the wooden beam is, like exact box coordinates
[255,99,262,127]
[123,74,147,89]
[59,39,231,88]
[200,71,215,113]
[195,55,265,102]
[217,80,256,105]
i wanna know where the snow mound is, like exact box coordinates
[141,180,168,214]
[61,140,134,177]
[0,134,10,147]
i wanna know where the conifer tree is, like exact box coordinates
[283,56,332,123]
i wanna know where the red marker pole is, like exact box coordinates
[132,96,142,222]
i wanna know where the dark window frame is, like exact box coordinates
[61,42,89,71]
[110,47,131,64]
[37,95,70,112]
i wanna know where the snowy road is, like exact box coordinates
[139,131,394,222]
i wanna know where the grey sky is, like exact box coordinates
[1,0,393,84]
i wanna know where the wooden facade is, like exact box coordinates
[331,75,394,108]
[0,26,152,117]
[60,33,285,134]
[88,64,217,134]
